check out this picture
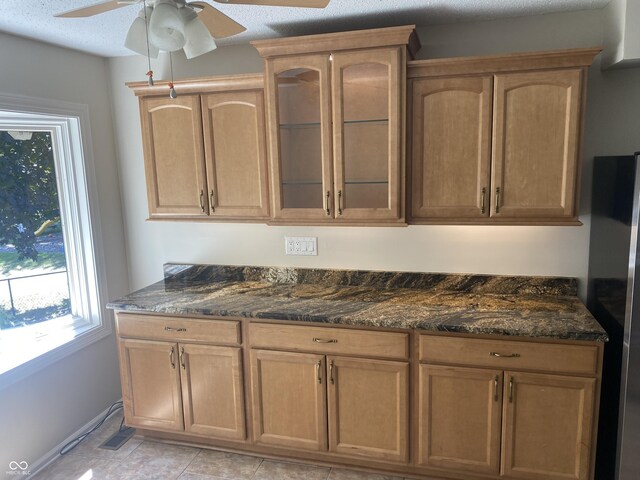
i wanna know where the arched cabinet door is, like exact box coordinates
[331,48,404,222]
[265,55,333,221]
[410,76,493,220]
[491,69,583,219]
[140,95,208,218]
[201,91,270,219]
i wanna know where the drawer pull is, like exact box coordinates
[490,351,520,358]
[316,360,322,384]
[313,338,338,343]
[165,326,187,332]
[169,346,176,369]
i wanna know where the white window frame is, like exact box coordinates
[0,93,110,389]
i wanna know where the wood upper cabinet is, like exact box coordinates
[250,349,327,451]
[140,95,208,218]
[119,338,184,432]
[502,372,596,480]
[327,356,408,462]
[254,26,418,224]
[491,70,582,219]
[408,47,600,224]
[131,75,269,221]
[418,364,502,474]
[201,91,269,218]
[411,76,492,219]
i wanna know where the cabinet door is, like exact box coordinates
[266,54,334,220]
[332,48,403,221]
[418,365,502,474]
[411,76,493,219]
[119,339,183,431]
[140,95,208,218]
[491,69,583,219]
[201,91,269,219]
[327,356,408,462]
[180,344,245,440]
[251,350,327,451]
[502,372,595,480]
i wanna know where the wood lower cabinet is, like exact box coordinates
[118,332,246,440]
[119,338,184,431]
[408,48,600,224]
[115,313,602,480]
[250,350,327,451]
[418,335,600,480]
[180,344,245,440]
[130,75,269,221]
[327,356,408,462]
[501,372,596,480]
[418,365,502,474]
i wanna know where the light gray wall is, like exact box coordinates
[109,8,640,301]
[0,32,128,477]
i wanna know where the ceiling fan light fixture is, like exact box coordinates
[149,0,187,52]
[183,16,217,59]
[124,7,159,58]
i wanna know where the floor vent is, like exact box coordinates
[99,427,136,450]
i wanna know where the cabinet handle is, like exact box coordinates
[495,187,501,214]
[180,346,186,370]
[169,346,176,369]
[199,190,205,213]
[313,338,337,343]
[210,190,215,213]
[316,360,322,384]
[338,190,343,215]
[330,360,335,385]
[481,187,486,214]
[494,375,499,401]
[490,351,520,358]
[325,191,331,216]
[508,377,514,403]
[164,326,187,332]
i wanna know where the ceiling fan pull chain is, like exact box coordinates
[169,52,178,99]
[143,0,154,86]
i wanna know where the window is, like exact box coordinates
[0,94,109,387]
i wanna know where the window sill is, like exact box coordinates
[0,314,112,390]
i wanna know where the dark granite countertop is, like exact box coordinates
[107,264,608,342]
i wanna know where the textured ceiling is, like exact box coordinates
[0,0,609,58]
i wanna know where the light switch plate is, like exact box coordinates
[285,236,317,256]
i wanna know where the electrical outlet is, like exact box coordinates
[285,237,317,256]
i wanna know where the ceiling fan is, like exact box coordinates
[55,0,330,59]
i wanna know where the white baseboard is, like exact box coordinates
[27,400,123,478]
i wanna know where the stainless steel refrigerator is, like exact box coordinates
[588,154,640,479]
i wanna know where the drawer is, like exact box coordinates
[249,323,409,360]
[419,335,598,375]
[116,313,241,345]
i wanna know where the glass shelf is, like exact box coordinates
[345,180,388,185]
[282,181,323,186]
[344,118,388,125]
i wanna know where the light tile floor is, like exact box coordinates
[32,413,417,480]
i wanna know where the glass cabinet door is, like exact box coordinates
[266,55,333,220]
[331,48,402,221]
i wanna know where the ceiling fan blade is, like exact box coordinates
[55,0,130,18]
[212,0,329,8]
[191,2,247,38]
